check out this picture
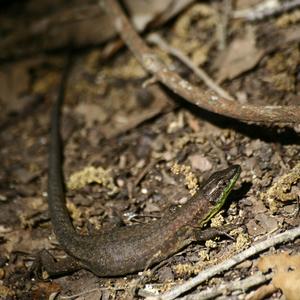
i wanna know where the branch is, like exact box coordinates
[147,33,234,101]
[144,226,300,300]
[233,0,300,21]
[102,0,300,124]
[176,272,272,300]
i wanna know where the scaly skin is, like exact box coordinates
[43,75,241,277]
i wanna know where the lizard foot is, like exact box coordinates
[31,249,82,279]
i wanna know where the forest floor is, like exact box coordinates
[0,0,300,299]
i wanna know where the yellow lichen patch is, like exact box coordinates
[173,248,224,277]
[67,166,118,195]
[66,200,82,223]
[205,239,217,249]
[276,9,300,28]
[198,249,210,261]
[210,211,225,228]
[261,162,300,212]
[173,263,195,277]
[171,162,199,195]
[234,232,250,251]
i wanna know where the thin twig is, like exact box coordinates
[133,158,160,188]
[147,33,234,101]
[144,226,300,300]
[102,0,300,124]
[233,0,300,21]
[176,272,272,300]
[139,273,272,299]
[216,0,232,51]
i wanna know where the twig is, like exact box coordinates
[233,0,300,21]
[141,272,270,299]
[147,33,234,101]
[216,0,232,51]
[144,226,300,300]
[176,272,272,300]
[102,0,300,124]
[133,159,160,188]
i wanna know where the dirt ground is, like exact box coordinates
[0,0,300,299]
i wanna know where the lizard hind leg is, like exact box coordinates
[192,225,236,242]
[32,249,83,279]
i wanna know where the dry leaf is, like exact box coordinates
[0,0,195,60]
[216,27,265,82]
[189,154,212,171]
[127,0,195,31]
[75,103,108,127]
[257,252,300,300]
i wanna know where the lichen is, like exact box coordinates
[261,162,300,212]
[210,211,225,228]
[67,166,118,195]
[171,162,199,195]
[205,239,217,249]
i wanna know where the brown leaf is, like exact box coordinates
[31,282,61,300]
[216,27,265,82]
[128,0,195,30]
[189,154,212,172]
[75,103,108,127]
[257,252,300,300]
[0,0,195,59]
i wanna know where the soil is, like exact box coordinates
[0,1,300,299]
